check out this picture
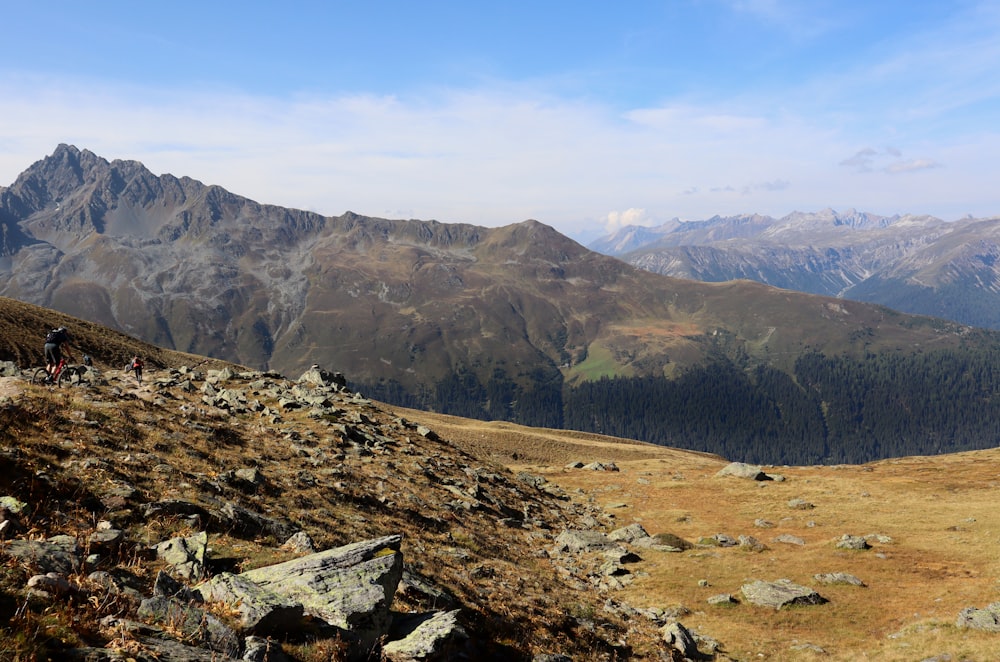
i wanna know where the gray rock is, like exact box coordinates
[383,609,468,661]
[660,621,699,658]
[198,572,305,635]
[814,572,865,586]
[552,530,615,554]
[738,535,768,552]
[741,579,827,610]
[707,593,738,606]
[608,523,649,543]
[27,572,72,596]
[773,534,806,546]
[137,596,242,657]
[835,534,870,550]
[716,461,771,480]
[788,498,815,510]
[154,531,208,581]
[956,602,1000,631]
[242,535,404,659]
[4,536,79,574]
[281,531,317,554]
[243,636,289,662]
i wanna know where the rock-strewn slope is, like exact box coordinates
[0,362,707,660]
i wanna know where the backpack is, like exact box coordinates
[46,329,64,344]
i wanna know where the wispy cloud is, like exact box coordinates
[840,147,942,175]
[885,159,941,174]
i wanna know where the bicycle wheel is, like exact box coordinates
[58,366,83,387]
[30,367,50,385]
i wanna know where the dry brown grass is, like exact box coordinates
[386,404,1000,658]
[512,442,1000,658]
[4,293,1000,659]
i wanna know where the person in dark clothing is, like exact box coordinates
[44,326,74,378]
[130,355,144,384]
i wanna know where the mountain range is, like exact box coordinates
[5,145,1000,464]
[589,209,1000,330]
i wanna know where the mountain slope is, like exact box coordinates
[3,304,1000,661]
[0,147,974,380]
[591,209,1000,329]
[5,146,1000,465]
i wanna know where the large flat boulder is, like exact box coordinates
[741,579,827,610]
[241,535,404,657]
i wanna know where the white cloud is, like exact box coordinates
[885,159,941,174]
[839,147,942,176]
[604,208,653,233]
[1,54,999,240]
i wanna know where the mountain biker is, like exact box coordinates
[44,326,75,378]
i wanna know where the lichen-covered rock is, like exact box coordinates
[197,572,304,635]
[608,523,649,543]
[241,535,404,658]
[813,572,865,586]
[383,609,468,661]
[715,462,770,480]
[835,534,870,550]
[741,579,827,610]
[552,529,615,554]
[956,602,1000,631]
[154,531,207,581]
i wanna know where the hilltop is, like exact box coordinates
[2,305,1000,660]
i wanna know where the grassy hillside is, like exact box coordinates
[0,303,999,660]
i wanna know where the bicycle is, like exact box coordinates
[30,358,86,386]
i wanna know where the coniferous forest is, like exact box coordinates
[359,346,1000,465]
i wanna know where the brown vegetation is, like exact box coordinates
[2,298,999,660]
[391,405,1000,661]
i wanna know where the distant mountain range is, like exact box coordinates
[589,209,1000,330]
[4,145,1000,464]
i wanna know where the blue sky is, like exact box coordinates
[2,1,998,241]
